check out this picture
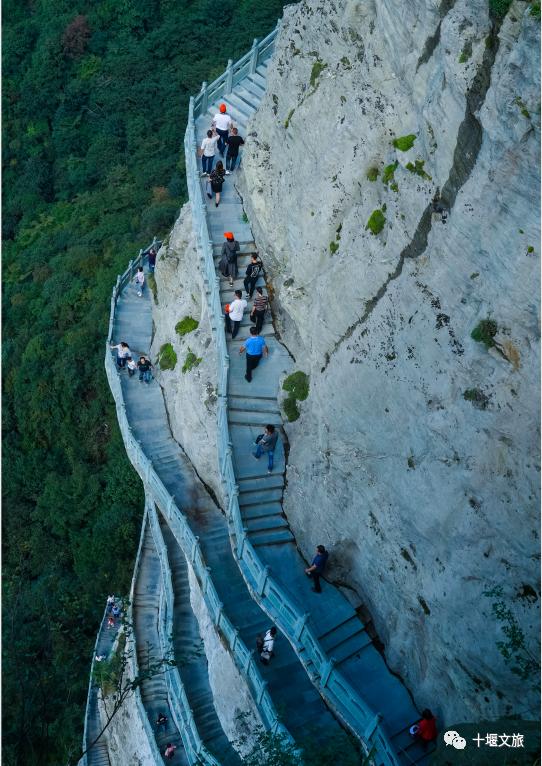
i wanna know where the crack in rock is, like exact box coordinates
[321,24,500,374]
[416,0,458,72]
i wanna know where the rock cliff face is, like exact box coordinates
[151,204,222,502]
[237,0,540,723]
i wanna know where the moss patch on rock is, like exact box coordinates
[405,159,432,180]
[471,319,498,348]
[283,396,300,422]
[175,316,199,336]
[283,371,309,401]
[158,342,177,370]
[382,161,398,186]
[392,134,416,151]
[310,60,327,89]
[182,348,202,374]
[367,166,379,182]
[366,208,386,235]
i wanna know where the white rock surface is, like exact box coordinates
[99,682,156,766]
[151,203,222,502]
[236,0,540,724]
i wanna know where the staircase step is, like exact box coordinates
[223,92,257,119]
[240,76,266,100]
[228,409,282,427]
[319,615,370,653]
[229,396,280,414]
[238,487,283,506]
[246,515,289,533]
[246,72,266,91]
[249,527,294,546]
[327,630,372,665]
[241,502,284,520]
[234,84,264,110]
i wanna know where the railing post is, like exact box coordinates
[294,612,310,641]
[320,657,335,688]
[249,38,259,74]
[200,82,208,114]
[364,713,383,742]
[191,535,200,564]
[257,680,268,705]
[244,649,255,673]
[214,601,223,626]
[258,565,270,596]
[225,59,233,94]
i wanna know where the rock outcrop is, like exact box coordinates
[236,0,540,723]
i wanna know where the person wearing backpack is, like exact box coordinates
[209,160,225,207]
[221,231,240,286]
[212,103,233,156]
[244,253,264,298]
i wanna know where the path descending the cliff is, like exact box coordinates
[193,62,434,765]
[84,611,120,766]
[158,519,241,766]
[133,518,188,764]
[110,271,343,746]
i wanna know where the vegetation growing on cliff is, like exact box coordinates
[182,349,202,373]
[392,133,416,151]
[471,319,498,348]
[366,208,386,235]
[282,371,309,422]
[176,316,199,336]
[158,343,178,370]
[2,0,289,762]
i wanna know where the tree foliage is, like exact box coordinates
[2,1,289,763]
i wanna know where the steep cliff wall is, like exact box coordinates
[151,203,222,502]
[238,0,540,723]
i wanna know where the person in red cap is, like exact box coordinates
[220,232,240,286]
[212,103,233,157]
[411,709,437,748]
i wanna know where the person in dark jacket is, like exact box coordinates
[137,356,153,384]
[250,287,269,333]
[252,424,278,474]
[148,247,157,273]
[209,160,225,207]
[305,545,329,593]
[225,127,245,173]
[220,232,240,286]
[244,254,264,298]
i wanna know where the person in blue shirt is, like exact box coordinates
[305,545,329,593]
[239,326,268,382]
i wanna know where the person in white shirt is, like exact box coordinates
[200,129,219,176]
[212,103,233,157]
[126,357,137,377]
[110,342,131,369]
[134,266,145,297]
[260,627,277,664]
[225,289,247,339]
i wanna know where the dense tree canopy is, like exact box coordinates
[2,1,288,763]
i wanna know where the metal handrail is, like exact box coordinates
[183,26,401,766]
[146,495,221,766]
[105,249,293,750]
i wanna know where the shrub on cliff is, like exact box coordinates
[158,343,177,370]
[392,133,416,151]
[471,319,497,348]
[176,316,199,336]
[366,209,386,235]
[182,348,202,373]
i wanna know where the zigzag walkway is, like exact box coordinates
[83,610,118,766]
[133,516,188,763]
[157,518,240,766]
[194,56,432,766]
[110,275,343,746]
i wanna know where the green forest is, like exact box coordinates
[2,1,287,763]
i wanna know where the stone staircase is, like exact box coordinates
[191,45,434,766]
[133,519,188,763]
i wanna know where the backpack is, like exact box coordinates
[256,635,264,653]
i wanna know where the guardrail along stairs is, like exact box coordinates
[185,24,434,766]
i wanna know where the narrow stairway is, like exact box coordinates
[193,57,434,766]
[158,517,241,766]
[133,518,188,764]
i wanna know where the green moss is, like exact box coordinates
[340,56,352,69]
[527,245,535,254]
[310,60,327,88]
[382,161,398,185]
[283,371,309,401]
[405,159,432,180]
[515,97,530,119]
[182,348,202,374]
[407,455,415,469]
[329,241,339,254]
[284,108,295,129]
[392,134,416,152]
[530,1,541,18]
[463,388,490,409]
[147,273,158,303]
[94,632,126,696]
[366,209,386,235]
[390,182,399,193]
[242,211,249,223]
[283,395,300,422]
[175,316,199,336]
[366,166,379,182]
[470,272,480,279]
[489,0,512,18]
[471,319,498,348]
[458,41,472,63]
[158,343,177,370]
